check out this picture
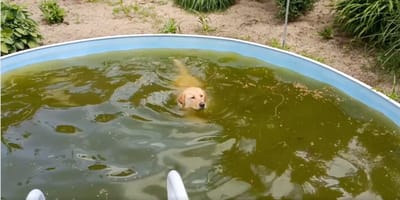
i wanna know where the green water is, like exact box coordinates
[1,49,400,199]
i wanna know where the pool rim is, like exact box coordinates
[1,34,399,126]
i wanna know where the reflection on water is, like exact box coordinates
[1,50,399,199]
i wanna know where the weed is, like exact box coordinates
[318,26,334,40]
[39,0,66,24]
[112,0,134,18]
[160,18,180,33]
[113,0,156,19]
[197,14,216,33]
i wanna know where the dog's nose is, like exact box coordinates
[199,102,205,108]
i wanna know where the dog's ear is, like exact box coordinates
[177,93,185,107]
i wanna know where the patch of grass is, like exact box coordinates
[160,18,180,33]
[175,0,235,12]
[112,0,134,18]
[300,51,326,63]
[39,0,66,24]
[318,25,334,40]
[266,38,291,50]
[112,0,156,19]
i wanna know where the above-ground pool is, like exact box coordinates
[2,35,400,199]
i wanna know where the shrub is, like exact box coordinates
[275,0,317,21]
[39,0,66,24]
[175,0,235,12]
[1,2,42,55]
[335,0,400,72]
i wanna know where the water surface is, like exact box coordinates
[2,49,399,199]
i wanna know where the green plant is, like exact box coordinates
[335,0,400,72]
[39,0,66,24]
[175,0,235,12]
[160,18,180,33]
[318,26,334,40]
[275,0,316,21]
[1,2,42,55]
[197,14,216,33]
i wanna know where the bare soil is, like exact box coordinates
[12,0,398,95]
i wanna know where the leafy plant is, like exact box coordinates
[335,0,398,40]
[160,18,180,33]
[175,0,235,12]
[39,0,66,24]
[1,2,42,55]
[318,25,334,40]
[335,0,400,72]
[275,0,316,21]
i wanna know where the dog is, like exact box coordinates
[173,59,207,110]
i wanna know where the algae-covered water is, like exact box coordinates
[1,49,399,199]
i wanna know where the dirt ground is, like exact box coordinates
[11,0,398,95]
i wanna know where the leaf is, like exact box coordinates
[15,42,25,50]
[1,42,9,54]
[27,41,39,48]
[15,27,26,35]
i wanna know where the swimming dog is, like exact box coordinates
[173,59,206,110]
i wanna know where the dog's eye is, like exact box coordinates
[191,96,195,99]
[200,95,203,97]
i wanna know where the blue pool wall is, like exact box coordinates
[1,34,399,126]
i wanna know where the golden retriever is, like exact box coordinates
[173,59,207,110]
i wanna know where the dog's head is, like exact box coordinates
[177,87,206,110]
